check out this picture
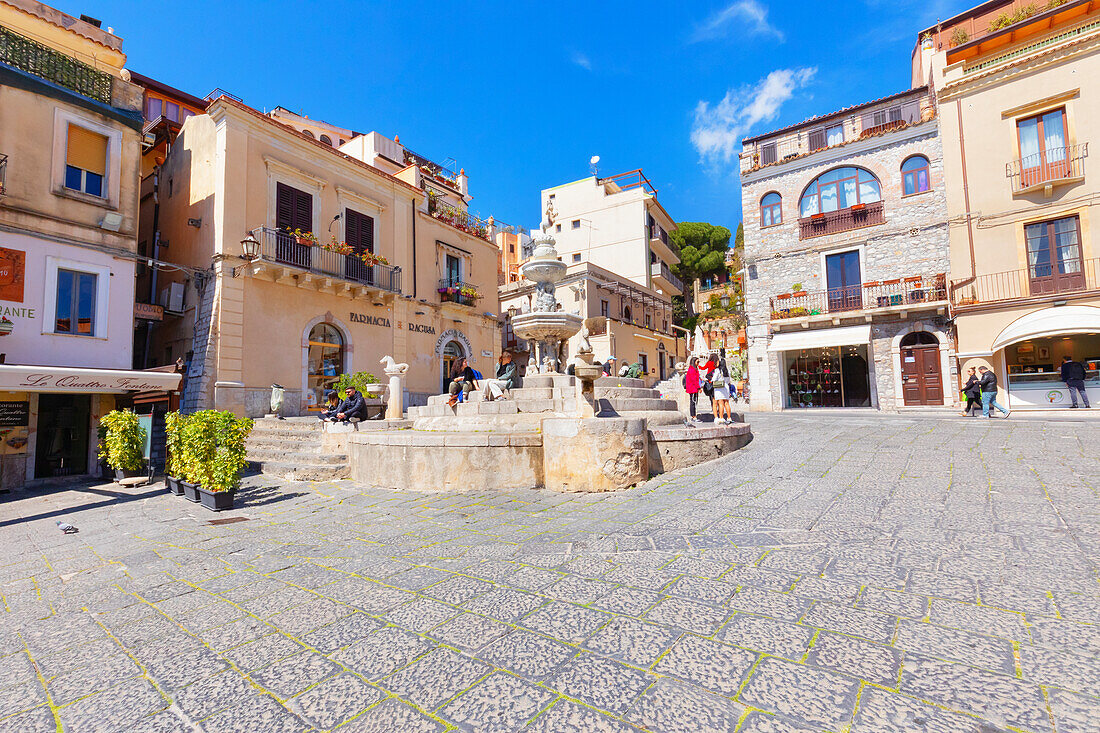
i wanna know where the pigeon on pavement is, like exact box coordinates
[56,520,78,534]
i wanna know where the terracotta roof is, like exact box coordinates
[742,86,929,145]
[210,96,423,198]
[0,0,122,51]
[130,71,208,112]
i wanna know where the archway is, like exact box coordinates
[306,322,345,409]
[441,340,466,393]
[899,331,943,405]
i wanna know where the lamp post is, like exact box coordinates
[720,293,730,309]
[231,233,261,277]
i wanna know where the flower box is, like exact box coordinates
[810,213,826,221]
[850,203,867,212]
[775,293,792,300]
[166,475,183,496]
[196,485,235,512]
[180,480,201,503]
[790,291,808,298]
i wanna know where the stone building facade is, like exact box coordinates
[740,87,956,411]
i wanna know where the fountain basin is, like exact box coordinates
[511,312,583,342]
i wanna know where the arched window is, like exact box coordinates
[901,331,938,346]
[799,167,881,217]
[307,323,344,407]
[320,134,333,146]
[302,129,315,138]
[760,192,782,227]
[902,155,931,195]
[338,139,346,146]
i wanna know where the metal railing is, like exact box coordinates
[1007,143,1087,192]
[952,258,1100,307]
[427,197,491,241]
[438,278,481,306]
[0,26,112,104]
[405,149,458,183]
[798,200,885,240]
[770,274,947,320]
[748,96,931,168]
[650,261,683,292]
[599,169,657,195]
[965,17,1100,75]
[252,228,401,293]
[0,154,6,196]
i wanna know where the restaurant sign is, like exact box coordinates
[0,366,182,394]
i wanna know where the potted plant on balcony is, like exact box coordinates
[791,283,807,298]
[97,410,147,482]
[459,284,481,303]
[850,203,867,212]
[164,411,186,496]
[810,213,826,222]
[293,228,319,247]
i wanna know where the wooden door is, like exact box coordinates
[901,345,943,405]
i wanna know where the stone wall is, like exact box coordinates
[740,122,952,411]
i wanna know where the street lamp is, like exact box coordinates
[240,233,260,261]
[720,293,730,308]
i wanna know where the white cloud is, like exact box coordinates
[690,0,784,43]
[571,51,592,71]
[690,67,816,164]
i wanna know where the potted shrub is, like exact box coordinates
[293,228,319,246]
[195,411,252,511]
[98,410,147,481]
[164,411,186,496]
[177,412,206,502]
[335,371,383,398]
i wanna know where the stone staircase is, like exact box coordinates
[246,417,350,481]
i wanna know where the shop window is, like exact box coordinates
[787,345,870,408]
[760,192,782,227]
[1025,215,1084,295]
[800,167,880,217]
[902,156,931,195]
[307,323,344,408]
[54,268,98,335]
[65,124,107,197]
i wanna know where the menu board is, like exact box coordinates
[0,401,29,427]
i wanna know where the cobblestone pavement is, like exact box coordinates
[0,413,1098,732]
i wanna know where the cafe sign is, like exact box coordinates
[0,365,182,394]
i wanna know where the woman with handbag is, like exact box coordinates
[711,357,733,424]
[684,357,702,423]
[959,366,981,417]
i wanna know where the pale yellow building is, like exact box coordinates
[151,97,501,416]
[917,0,1100,409]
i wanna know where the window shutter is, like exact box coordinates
[761,143,777,164]
[67,124,107,175]
[345,209,359,248]
[807,130,825,152]
[276,183,294,230]
[362,214,374,253]
[293,189,312,232]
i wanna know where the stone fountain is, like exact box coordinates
[510,203,582,374]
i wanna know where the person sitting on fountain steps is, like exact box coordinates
[447,357,479,407]
[326,385,367,423]
[483,352,517,401]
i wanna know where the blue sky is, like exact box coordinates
[63,0,965,232]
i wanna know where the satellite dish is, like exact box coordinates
[590,155,600,176]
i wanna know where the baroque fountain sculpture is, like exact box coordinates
[510,202,584,374]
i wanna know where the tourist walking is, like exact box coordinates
[446,357,478,407]
[1060,355,1091,408]
[711,357,734,424]
[483,352,517,401]
[684,357,702,422]
[959,366,981,416]
[977,366,1010,419]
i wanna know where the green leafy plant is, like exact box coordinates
[791,283,803,292]
[950,27,970,46]
[990,3,1039,31]
[334,371,380,400]
[178,410,253,492]
[98,410,146,472]
[164,411,187,478]
[292,228,319,244]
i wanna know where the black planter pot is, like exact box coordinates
[114,467,145,482]
[196,485,235,511]
[180,480,201,502]
[165,475,183,496]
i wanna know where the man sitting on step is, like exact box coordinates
[325,386,368,423]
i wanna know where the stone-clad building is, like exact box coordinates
[740,87,956,411]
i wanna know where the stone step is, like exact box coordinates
[514,398,569,413]
[247,437,324,452]
[595,376,646,388]
[521,374,576,389]
[456,401,519,416]
[247,448,347,464]
[248,459,349,482]
[600,397,678,412]
[594,387,661,400]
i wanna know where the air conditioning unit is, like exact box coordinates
[160,282,185,313]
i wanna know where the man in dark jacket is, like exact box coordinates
[977,366,1010,418]
[959,366,981,417]
[1060,355,1091,408]
[331,386,367,422]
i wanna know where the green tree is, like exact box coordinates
[671,222,734,319]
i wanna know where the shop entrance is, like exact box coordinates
[785,344,871,408]
[900,332,943,406]
[1004,333,1100,409]
[35,394,91,478]
[306,323,344,409]
[442,340,466,393]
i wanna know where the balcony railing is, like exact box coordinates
[0,26,112,104]
[1007,143,1087,193]
[427,197,491,241]
[798,201,885,240]
[404,149,458,184]
[252,228,401,293]
[0,154,6,196]
[747,95,932,170]
[951,258,1100,308]
[649,224,669,246]
[770,274,947,320]
[438,278,482,306]
[650,261,683,292]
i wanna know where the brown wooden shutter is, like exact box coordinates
[345,209,359,248]
[293,189,312,232]
[276,182,294,230]
[362,213,374,253]
[345,210,375,253]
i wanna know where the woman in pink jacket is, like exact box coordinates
[685,357,701,422]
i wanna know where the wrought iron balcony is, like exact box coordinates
[1007,143,1087,193]
[770,274,947,320]
[438,278,482,306]
[951,258,1100,309]
[251,227,401,293]
[0,154,6,197]
[798,201,885,240]
[0,26,112,104]
[427,197,491,241]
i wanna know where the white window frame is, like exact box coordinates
[264,157,325,246]
[42,256,111,339]
[818,245,867,290]
[52,109,123,208]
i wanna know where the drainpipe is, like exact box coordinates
[411,196,417,299]
[948,98,977,314]
[142,169,161,369]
